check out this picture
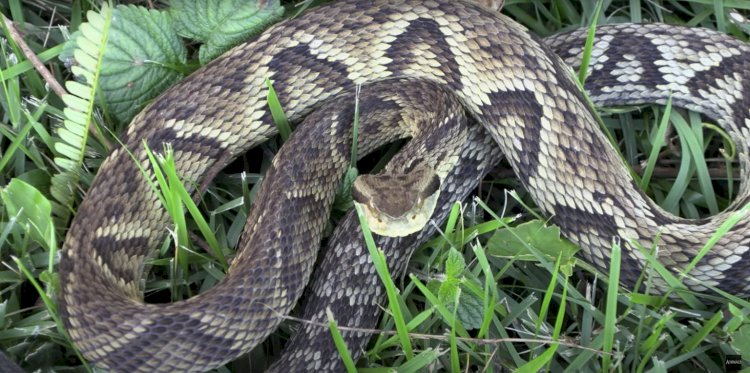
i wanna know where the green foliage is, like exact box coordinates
[428,247,486,330]
[1,179,54,251]
[171,0,284,64]
[733,324,750,361]
[265,77,292,141]
[60,5,186,126]
[455,290,484,330]
[59,0,284,127]
[438,248,464,303]
[1,0,749,372]
[355,203,415,360]
[602,241,621,372]
[141,142,228,300]
[50,3,112,225]
[326,307,358,373]
[487,220,579,276]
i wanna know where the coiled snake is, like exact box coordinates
[56,0,750,371]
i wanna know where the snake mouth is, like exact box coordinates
[355,189,441,237]
[352,164,442,237]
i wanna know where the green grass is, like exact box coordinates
[0,0,749,372]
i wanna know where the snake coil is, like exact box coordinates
[57,0,750,371]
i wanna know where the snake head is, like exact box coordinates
[352,163,441,237]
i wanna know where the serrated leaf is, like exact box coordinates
[0,179,55,250]
[486,220,579,275]
[171,0,284,64]
[100,5,187,124]
[426,279,442,295]
[445,248,465,279]
[456,286,484,330]
[438,278,460,306]
[60,5,187,125]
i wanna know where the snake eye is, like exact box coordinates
[411,215,417,220]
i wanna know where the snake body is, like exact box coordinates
[272,22,750,371]
[58,0,750,371]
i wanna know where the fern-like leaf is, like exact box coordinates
[50,4,112,223]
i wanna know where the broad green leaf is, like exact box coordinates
[456,287,484,330]
[438,249,466,306]
[0,179,55,250]
[171,0,284,64]
[731,324,750,361]
[445,247,465,279]
[486,220,579,275]
[61,5,187,125]
[438,278,459,306]
[726,303,746,333]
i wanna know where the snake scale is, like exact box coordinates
[52,0,750,371]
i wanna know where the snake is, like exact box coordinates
[51,0,750,371]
